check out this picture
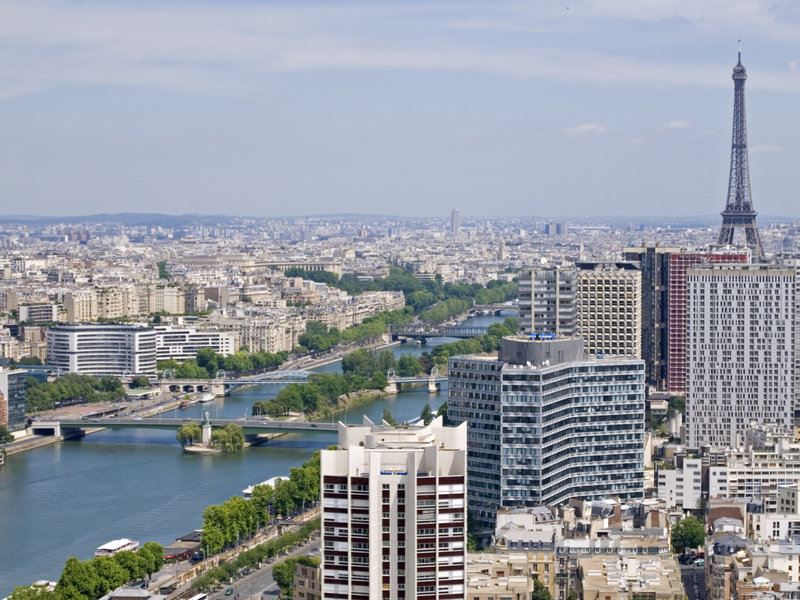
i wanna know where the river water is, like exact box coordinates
[0,313,509,595]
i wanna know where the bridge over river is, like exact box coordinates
[389,324,490,341]
[30,416,337,438]
[157,370,312,396]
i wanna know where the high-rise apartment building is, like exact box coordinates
[448,336,645,533]
[685,264,795,449]
[576,263,642,358]
[47,323,157,376]
[320,417,468,600]
[450,209,461,236]
[666,249,749,393]
[517,267,577,337]
[623,245,680,388]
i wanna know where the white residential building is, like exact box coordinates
[46,323,157,375]
[320,417,467,600]
[154,326,238,362]
[686,264,796,449]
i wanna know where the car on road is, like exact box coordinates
[133,417,142,421]
[225,588,234,596]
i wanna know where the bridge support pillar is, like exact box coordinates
[428,379,440,393]
[211,381,226,396]
[384,379,399,394]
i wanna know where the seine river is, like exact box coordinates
[0,314,508,595]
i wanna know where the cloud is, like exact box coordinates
[657,120,691,131]
[563,123,608,136]
[2,0,800,100]
[750,144,783,154]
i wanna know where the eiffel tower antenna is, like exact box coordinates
[717,42,766,261]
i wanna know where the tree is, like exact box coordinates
[376,350,396,375]
[420,403,434,426]
[0,425,14,444]
[272,479,299,517]
[17,356,43,366]
[176,422,202,447]
[196,348,220,377]
[533,579,552,600]
[382,407,398,426]
[138,542,165,574]
[56,557,102,600]
[92,556,129,593]
[396,354,422,377]
[7,585,56,600]
[129,376,150,389]
[341,349,377,378]
[671,516,706,553]
[251,483,275,526]
[113,550,148,582]
[271,558,298,592]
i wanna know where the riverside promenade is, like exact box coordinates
[150,505,321,600]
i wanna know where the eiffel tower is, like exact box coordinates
[717,44,766,262]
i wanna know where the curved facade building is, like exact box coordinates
[46,323,157,376]
[448,336,645,533]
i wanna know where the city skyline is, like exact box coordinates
[2,1,800,219]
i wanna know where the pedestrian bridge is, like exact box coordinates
[30,417,337,437]
[384,367,447,393]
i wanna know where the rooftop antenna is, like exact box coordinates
[738,39,742,66]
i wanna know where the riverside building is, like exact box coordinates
[46,323,157,376]
[447,336,645,533]
[320,417,468,600]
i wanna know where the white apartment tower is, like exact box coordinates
[320,417,467,600]
[686,264,796,449]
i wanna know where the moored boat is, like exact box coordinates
[95,538,139,557]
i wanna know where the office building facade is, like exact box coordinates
[685,264,795,449]
[0,368,28,430]
[320,417,467,600]
[46,323,157,376]
[448,336,645,532]
[623,245,680,388]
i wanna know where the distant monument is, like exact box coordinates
[201,408,212,446]
[716,43,765,261]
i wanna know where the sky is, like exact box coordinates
[2,1,800,219]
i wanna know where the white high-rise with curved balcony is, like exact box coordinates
[46,323,157,376]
